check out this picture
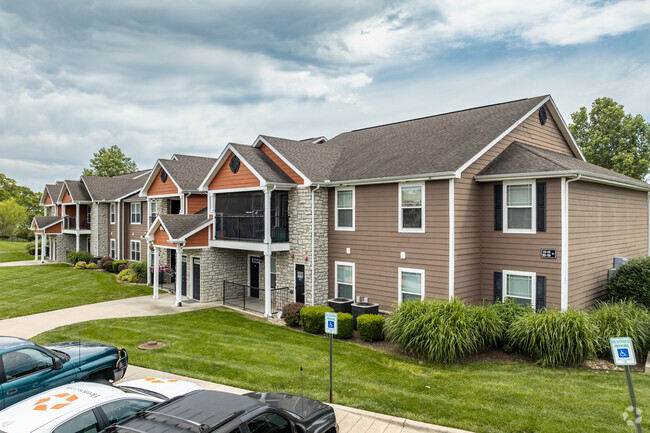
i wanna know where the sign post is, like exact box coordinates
[610,337,643,433]
[325,312,338,403]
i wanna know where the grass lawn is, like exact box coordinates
[34,309,649,433]
[0,264,153,319]
[0,239,33,263]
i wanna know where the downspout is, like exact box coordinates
[185,192,192,215]
[561,174,581,311]
[311,184,320,306]
[116,201,121,260]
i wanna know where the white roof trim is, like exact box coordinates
[253,136,311,185]
[198,144,265,192]
[317,172,457,187]
[546,95,586,161]
[172,219,212,242]
[475,171,650,191]
[139,161,182,197]
[455,96,551,177]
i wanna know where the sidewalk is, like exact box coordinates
[120,365,472,433]
[0,259,58,267]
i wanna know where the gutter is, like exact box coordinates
[561,174,581,311]
[475,171,650,192]
[314,172,457,187]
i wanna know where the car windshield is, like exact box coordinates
[38,344,70,361]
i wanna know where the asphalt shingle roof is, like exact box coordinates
[478,142,650,189]
[159,155,218,191]
[158,214,210,240]
[33,216,62,229]
[82,171,150,201]
[230,143,294,184]
[64,180,91,202]
[45,182,64,203]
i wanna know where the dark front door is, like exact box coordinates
[250,257,260,298]
[181,256,187,296]
[192,258,200,300]
[295,264,305,304]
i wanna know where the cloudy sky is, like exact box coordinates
[1,0,649,191]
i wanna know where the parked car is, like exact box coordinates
[103,389,338,433]
[0,378,202,432]
[0,337,128,409]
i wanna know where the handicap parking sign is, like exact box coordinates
[610,337,636,366]
[618,348,630,359]
[324,312,338,335]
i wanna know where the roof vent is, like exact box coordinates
[539,106,547,125]
[160,170,168,183]
[230,155,240,174]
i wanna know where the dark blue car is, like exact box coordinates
[0,336,128,409]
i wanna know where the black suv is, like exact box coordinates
[102,389,338,433]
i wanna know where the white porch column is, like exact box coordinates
[264,188,272,317]
[146,240,152,285]
[41,233,47,263]
[34,235,38,261]
[153,246,160,299]
[175,244,183,307]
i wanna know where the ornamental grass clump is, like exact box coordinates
[590,300,650,359]
[488,299,533,351]
[508,308,596,367]
[385,298,500,363]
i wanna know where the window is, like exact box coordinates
[53,410,101,433]
[2,348,53,381]
[503,181,536,233]
[100,399,155,423]
[399,268,424,304]
[270,257,277,289]
[150,200,157,226]
[110,203,116,224]
[335,187,354,230]
[247,412,291,433]
[130,240,141,261]
[110,239,116,259]
[503,270,536,307]
[335,262,355,299]
[399,182,424,232]
[130,202,142,224]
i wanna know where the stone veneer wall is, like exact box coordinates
[200,248,248,301]
[90,203,109,257]
[151,198,171,267]
[55,234,76,263]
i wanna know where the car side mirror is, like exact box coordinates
[53,357,63,370]
[293,423,306,433]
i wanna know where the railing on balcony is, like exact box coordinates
[213,215,289,242]
[222,281,292,315]
[63,217,90,230]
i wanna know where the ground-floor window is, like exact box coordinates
[399,267,424,304]
[335,262,355,299]
[503,270,536,307]
[130,240,141,261]
[110,239,116,259]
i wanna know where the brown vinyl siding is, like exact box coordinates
[210,153,260,190]
[149,169,180,196]
[259,143,304,185]
[455,103,575,302]
[154,227,174,247]
[568,181,648,308]
[479,180,562,307]
[45,223,62,234]
[44,193,52,205]
[62,188,73,204]
[187,194,207,214]
[124,201,147,261]
[328,181,449,311]
[185,226,210,248]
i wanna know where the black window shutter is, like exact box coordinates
[536,182,546,232]
[494,184,503,231]
[493,272,503,302]
[536,276,546,310]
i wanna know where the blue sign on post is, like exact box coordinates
[325,312,338,335]
[610,337,636,366]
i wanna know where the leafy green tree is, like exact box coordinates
[0,174,41,239]
[0,198,27,237]
[569,97,650,180]
[82,145,138,177]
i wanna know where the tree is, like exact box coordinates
[82,145,138,177]
[569,97,650,181]
[0,198,27,237]
[0,174,41,239]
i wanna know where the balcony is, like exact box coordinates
[213,215,289,242]
[63,217,90,231]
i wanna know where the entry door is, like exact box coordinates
[181,256,187,296]
[295,264,305,304]
[250,257,260,298]
[192,258,200,300]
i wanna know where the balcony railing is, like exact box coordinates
[213,215,289,242]
[63,217,90,230]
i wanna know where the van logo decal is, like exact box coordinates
[33,393,79,411]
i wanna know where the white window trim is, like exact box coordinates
[110,203,116,224]
[503,179,536,234]
[334,261,355,299]
[503,269,536,309]
[130,202,142,225]
[130,240,141,261]
[398,182,425,233]
[335,187,355,231]
[110,239,116,259]
[398,267,425,304]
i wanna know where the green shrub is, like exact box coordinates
[385,298,501,363]
[282,302,304,326]
[74,261,87,270]
[27,245,36,255]
[334,313,353,339]
[117,268,136,282]
[99,256,113,269]
[102,259,113,272]
[117,263,129,273]
[129,261,147,283]
[66,251,93,265]
[489,299,533,351]
[608,257,650,308]
[299,306,334,334]
[590,300,650,359]
[111,260,128,273]
[86,263,98,270]
[357,314,385,342]
[508,308,596,367]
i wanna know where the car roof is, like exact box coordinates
[0,382,157,433]
[110,390,265,432]
[0,337,32,352]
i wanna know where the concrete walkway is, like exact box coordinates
[0,259,58,267]
[1,294,221,339]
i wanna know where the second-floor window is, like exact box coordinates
[503,181,535,233]
[335,187,354,230]
[399,182,424,232]
[130,203,142,224]
[150,201,157,220]
[130,240,141,261]
[110,203,116,224]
